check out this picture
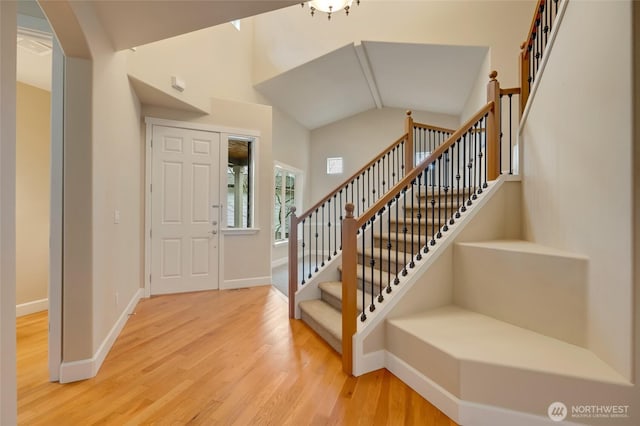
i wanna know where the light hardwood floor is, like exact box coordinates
[17,286,456,425]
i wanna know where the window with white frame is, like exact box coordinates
[326,157,343,175]
[227,137,254,228]
[274,163,301,242]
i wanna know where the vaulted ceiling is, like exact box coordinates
[22,1,489,131]
[89,0,301,51]
[255,41,488,129]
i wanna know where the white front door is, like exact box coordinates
[151,125,220,295]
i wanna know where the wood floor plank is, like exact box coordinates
[17,286,456,425]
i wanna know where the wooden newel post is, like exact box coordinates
[519,41,530,116]
[341,203,357,375]
[404,110,414,175]
[288,206,298,319]
[486,71,501,180]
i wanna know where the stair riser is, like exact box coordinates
[320,287,366,313]
[415,187,478,200]
[299,309,342,354]
[357,253,404,273]
[388,220,450,238]
[454,243,588,347]
[404,203,465,214]
[320,289,343,312]
[373,235,432,254]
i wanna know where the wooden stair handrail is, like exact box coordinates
[412,122,455,134]
[292,133,408,227]
[500,87,521,96]
[353,102,494,228]
[522,0,547,60]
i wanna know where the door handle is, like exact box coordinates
[209,230,217,235]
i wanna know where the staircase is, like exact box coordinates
[385,235,631,422]
[299,187,457,354]
[289,1,638,424]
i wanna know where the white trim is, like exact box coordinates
[356,348,385,374]
[16,298,48,317]
[386,351,580,426]
[58,358,93,384]
[221,132,260,230]
[221,227,260,235]
[354,42,382,109]
[273,161,303,245]
[144,121,152,298]
[48,36,64,383]
[59,288,143,383]
[386,351,460,422]
[0,3,18,422]
[519,0,570,128]
[271,257,289,269]
[144,117,260,138]
[221,276,271,290]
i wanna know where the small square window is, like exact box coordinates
[326,157,343,175]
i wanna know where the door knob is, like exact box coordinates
[210,230,217,235]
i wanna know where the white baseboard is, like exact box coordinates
[385,351,576,426]
[16,298,48,317]
[353,349,385,376]
[221,276,271,290]
[271,257,288,268]
[59,288,143,383]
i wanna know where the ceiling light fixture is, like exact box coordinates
[301,0,360,20]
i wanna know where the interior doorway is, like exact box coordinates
[16,2,63,383]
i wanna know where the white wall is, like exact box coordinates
[16,82,50,307]
[253,1,536,88]
[272,107,311,207]
[51,1,144,363]
[521,0,633,379]
[129,21,313,272]
[0,1,17,420]
[459,51,491,123]
[127,18,263,108]
[272,107,310,263]
[310,107,459,202]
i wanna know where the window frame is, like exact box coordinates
[221,133,259,234]
[273,161,303,244]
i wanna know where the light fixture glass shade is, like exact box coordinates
[308,0,353,13]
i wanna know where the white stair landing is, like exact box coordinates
[387,305,630,418]
[454,240,588,347]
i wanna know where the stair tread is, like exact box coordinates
[456,239,588,259]
[360,247,412,262]
[388,305,627,384]
[373,231,434,242]
[389,217,444,225]
[319,281,364,312]
[415,187,474,197]
[409,200,461,208]
[299,299,341,340]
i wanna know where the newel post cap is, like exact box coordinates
[345,203,355,218]
[489,70,498,81]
